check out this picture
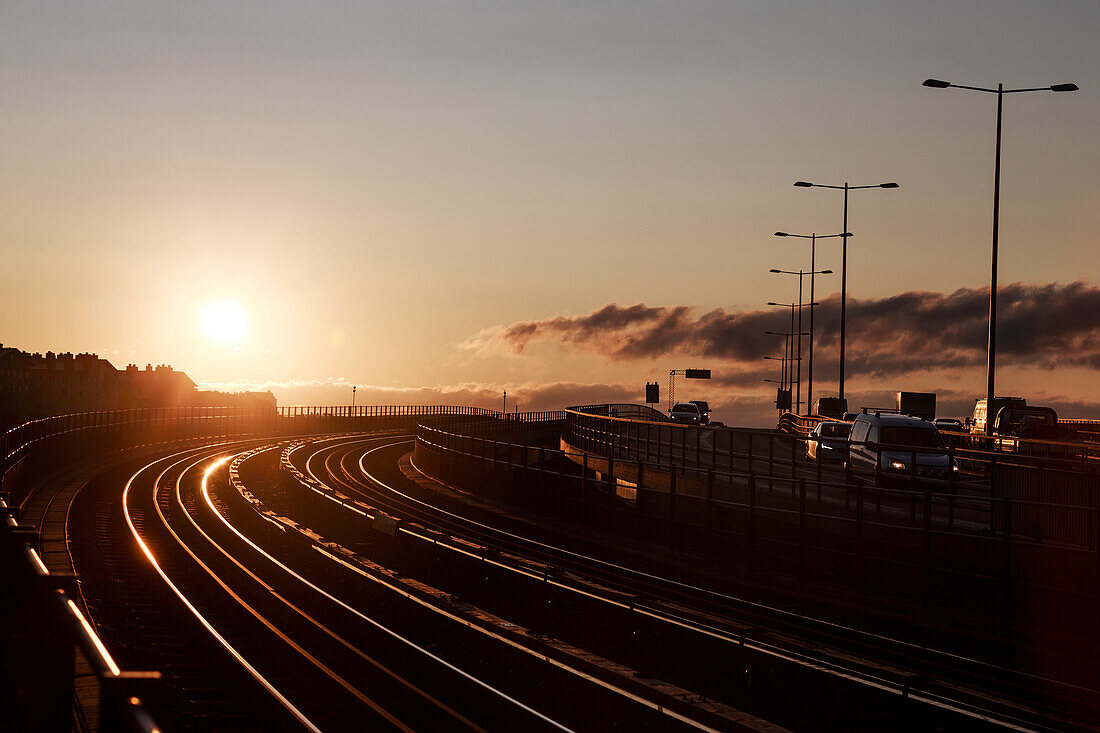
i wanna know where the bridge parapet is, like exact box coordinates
[1,496,161,732]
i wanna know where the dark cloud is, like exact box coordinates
[497,281,1100,379]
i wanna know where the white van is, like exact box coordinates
[848,410,958,485]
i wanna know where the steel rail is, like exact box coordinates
[295,436,1086,731]
[167,452,422,732]
[121,447,324,733]
[217,447,576,733]
[238,445,729,733]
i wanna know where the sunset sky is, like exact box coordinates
[2,1,1098,425]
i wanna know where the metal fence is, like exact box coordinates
[415,411,1100,627]
[565,405,1100,546]
[2,497,161,732]
[0,404,537,502]
[0,402,535,732]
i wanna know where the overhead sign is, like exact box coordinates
[685,369,711,379]
[645,382,660,404]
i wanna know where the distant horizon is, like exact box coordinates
[3,2,1098,430]
[13,275,1100,429]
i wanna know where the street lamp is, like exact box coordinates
[792,181,896,401]
[763,377,787,412]
[774,231,843,412]
[767,300,817,413]
[923,78,1077,434]
[765,329,809,394]
[764,331,790,393]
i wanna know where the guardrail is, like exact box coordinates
[562,405,1100,545]
[414,411,1099,628]
[776,411,828,436]
[0,402,539,731]
[0,404,540,503]
[1,496,161,732]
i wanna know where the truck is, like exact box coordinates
[896,392,936,421]
[971,397,1073,445]
[970,396,1026,435]
[812,397,848,420]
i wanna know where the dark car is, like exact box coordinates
[806,421,851,462]
[668,402,702,425]
[689,400,710,425]
[933,418,965,432]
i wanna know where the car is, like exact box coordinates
[933,418,964,432]
[688,400,711,425]
[667,402,702,425]
[806,421,851,462]
[847,410,959,485]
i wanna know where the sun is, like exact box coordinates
[200,300,248,345]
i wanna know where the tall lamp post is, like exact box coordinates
[765,330,793,392]
[770,269,831,413]
[923,78,1077,434]
[763,378,784,412]
[767,300,816,413]
[765,329,807,404]
[792,182,897,401]
[765,327,809,391]
[772,237,839,412]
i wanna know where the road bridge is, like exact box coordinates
[3,404,1098,731]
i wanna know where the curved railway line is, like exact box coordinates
[13,422,1097,731]
[272,432,1097,732]
[61,432,748,731]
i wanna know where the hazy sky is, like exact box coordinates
[2,1,1098,423]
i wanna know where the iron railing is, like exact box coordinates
[1,497,161,732]
[414,414,1100,625]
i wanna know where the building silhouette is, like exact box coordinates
[116,363,197,409]
[0,343,276,430]
[0,346,117,428]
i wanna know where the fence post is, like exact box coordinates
[855,483,864,593]
[798,478,806,586]
[581,453,587,508]
[706,469,714,533]
[923,488,933,606]
[1094,498,1100,608]
[668,464,677,549]
[538,446,545,495]
[790,436,796,482]
[1001,497,1013,623]
[768,435,774,492]
[748,471,756,569]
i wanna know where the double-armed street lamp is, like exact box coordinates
[772,234,840,412]
[923,77,1078,434]
[763,377,787,412]
[763,333,790,394]
[767,300,817,414]
[792,182,897,400]
[765,329,808,395]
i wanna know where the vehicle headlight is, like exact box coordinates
[952,462,960,472]
[890,460,907,470]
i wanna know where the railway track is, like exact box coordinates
[266,433,1098,733]
[65,434,744,731]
